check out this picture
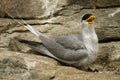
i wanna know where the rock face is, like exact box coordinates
[0,48,59,80]
[0,0,120,80]
[0,0,68,18]
[0,0,120,18]
[99,42,120,62]
[96,0,120,7]
[0,48,120,80]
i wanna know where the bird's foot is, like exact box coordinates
[77,66,99,72]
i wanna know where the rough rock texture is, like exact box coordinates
[0,0,68,18]
[0,48,120,80]
[69,0,120,8]
[0,0,120,80]
[96,42,120,72]
[0,48,59,80]
[99,42,120,62]
[0,0,120,18]
[96,0,120,7]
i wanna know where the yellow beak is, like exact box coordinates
[86,16,95,24]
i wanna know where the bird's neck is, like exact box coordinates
[81,23,98,54]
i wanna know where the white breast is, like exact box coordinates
[81,23,99,64]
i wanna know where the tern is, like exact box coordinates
[21,13,99,67]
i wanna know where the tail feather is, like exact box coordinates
[25,24,40,37]
[21,19,46,38]
[6,11,46,38]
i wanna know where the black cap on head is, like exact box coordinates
[81,13,92,21]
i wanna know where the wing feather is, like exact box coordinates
[55,34,86,50]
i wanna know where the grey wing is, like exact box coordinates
[52,34,88,62]
[55,34,86,50]
[22,23,88,63]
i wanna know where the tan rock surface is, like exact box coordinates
[0,0,68,18]
[0,48,59,80]
[96,0,120,7]
[0,48,120,80]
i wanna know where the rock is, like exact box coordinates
[0,0,68,18]
[8,38,31,53]
[94,8,120,41]
[0,0,120,18]
[0,48,120,80]
[69,0,120,8]
[0,48,59,80]
[96,0,120,8]
[99,42,120,62]
[68,0,96,8]
[95,42,120,72]
[54,66,120,80]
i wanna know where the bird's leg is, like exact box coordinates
[76,66,99,72]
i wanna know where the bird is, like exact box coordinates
[21,13,99,67]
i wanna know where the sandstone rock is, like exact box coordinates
[96,0,120,8]
[71,0,120,8]
[0,48,120,80]
[68,0,96,8]
[99,42,120,62]
[0,48,59,80]
[2,0,43,18]
[1,0,120,18]
[0,0,68,18]
[54,66,120,80]
[95,42,120,72]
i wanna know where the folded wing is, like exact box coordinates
[23,22,88,63]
